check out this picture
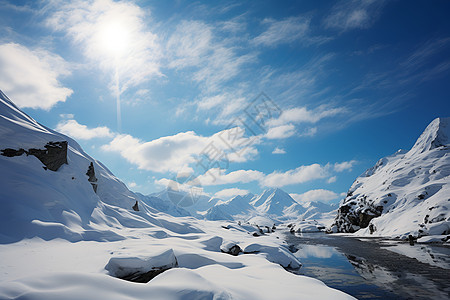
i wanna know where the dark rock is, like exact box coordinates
[288,244,298,253]
[359,212,377,228]
[408,235,415,246]
[1,148,25,157]
[221,244,241,256]
[119,268,169,283]
[339,205,351,214]
[86,162,98,193]
[1,141,68,171]
[28,141,68,171]
[132,201,139,211]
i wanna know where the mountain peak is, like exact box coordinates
[409,117,450,155]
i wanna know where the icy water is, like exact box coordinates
[284,232,450,300]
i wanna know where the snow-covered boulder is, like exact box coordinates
[105,249,178,283]
[243,243,301,269]
[220,241,242,256]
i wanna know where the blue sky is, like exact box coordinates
[1,0,449,203]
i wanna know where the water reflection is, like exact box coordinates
[346,254,449,300]
[286,233,450,300]
[291,243,397,299]
[295,244,336,259]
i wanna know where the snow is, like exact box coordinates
[330,117,450,241]
[0,90,354,299]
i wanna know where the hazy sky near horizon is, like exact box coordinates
[1,0,449,203]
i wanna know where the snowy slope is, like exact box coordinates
[0,90,354,299]
[329,117,450,241]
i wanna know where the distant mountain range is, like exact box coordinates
[141,187,336,223]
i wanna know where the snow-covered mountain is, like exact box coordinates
[329,117,450,241]
[149,188,218,217]
[205,193,255,221]
[0,90,353,299]
[202,188,335,223]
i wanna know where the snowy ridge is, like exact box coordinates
[0,90,353,300]
[329,117,450,241]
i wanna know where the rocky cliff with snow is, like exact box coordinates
[329,117,450,241]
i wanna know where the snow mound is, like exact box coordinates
[105,249,178,282]
[243,242,301,269]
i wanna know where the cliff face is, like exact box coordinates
[329,118,450,240]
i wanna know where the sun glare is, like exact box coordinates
[98,22,130,58]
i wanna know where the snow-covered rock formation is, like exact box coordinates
[329,117,450,241]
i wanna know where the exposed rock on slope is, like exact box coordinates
[329,117,450,240]
[1,141,68,171]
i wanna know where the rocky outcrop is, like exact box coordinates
[330,197,383,233]
[1,141,68,171]
[86,162,98,193]
[132,201,139,211]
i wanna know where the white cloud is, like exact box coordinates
[334,160,357,172]
[154,177,207,197]
[167,20,256,92]
[0,43,72,110]
[324,0,385,31]
[194,168,264,186]
[253,16,310,47]
[268,106,345,127]
[196,94,228,111]
[327,176,337,183]
[55,119,114,140]
[101,127,258,173]
[46,0,162,92]
[265,124,296,139]
[272,147,286,154]
[261,163,329,188]
[59,113,75,119]
[128,182,137,188]
[214,188,249,200]
[102,131,204,173]
[290,189,339,204]
[300,127,318,137]
[167,20,213,69]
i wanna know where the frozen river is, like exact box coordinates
[284,232,450,299]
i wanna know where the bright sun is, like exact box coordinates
[98,22,130,58]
